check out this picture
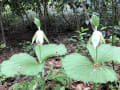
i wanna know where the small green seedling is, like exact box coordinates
[0,43,6,49]
[118,20,120,26]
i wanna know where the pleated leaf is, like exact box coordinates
[35,44,67,62]
[1,53,44,77]
[62,53,117,83]
[91,15,99,27]
[87,44,120,63]
[34,18,40,28]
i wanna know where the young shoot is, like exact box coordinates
[32,18,49,45]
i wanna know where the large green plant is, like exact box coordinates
[0,18,67,90]
[62,14,120,83]
[62,43,120,83]
[0,18,67,77]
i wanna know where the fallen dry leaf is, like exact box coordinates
[75,84,84,90]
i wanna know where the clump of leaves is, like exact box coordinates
[47,69,71,85]
[0,43,6,50]
[108,81,120,90]
[107,35,120,43]
[18,40,34,54]
[12,79,37,90]
[0,73,7,82]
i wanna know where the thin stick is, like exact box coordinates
[112,0,115,70]
[80,0,94,31]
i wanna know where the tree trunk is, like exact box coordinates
[37,0,42,19]
[0,7,6,46]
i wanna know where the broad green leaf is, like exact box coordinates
[62,53,117,83]
[60,87,65,90]
[91,15,100,27]
[101,26,107,30]
[81,27,88,32]
[87,44,120,63]
[35,44,67,62]
[1,53,44,77]
[75,30,81,34]
[34,45,42,62]
[34,18,40,28]
[1,61,19,77]
[118,21,120,26]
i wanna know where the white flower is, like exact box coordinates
[32,29,44,45]
[91,31,105,48]
[32,28,49,45]
[36,30,44,45]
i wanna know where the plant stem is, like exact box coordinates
[39,45,42,64]
[93,83,97,90]
[112,0,115,45]
[39,72,45,90]
[112,0,115,70]
[0,7,6,46]
[68,78,71,89]
[96,47,98,62]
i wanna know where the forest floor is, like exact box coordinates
[0,30,120,90]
